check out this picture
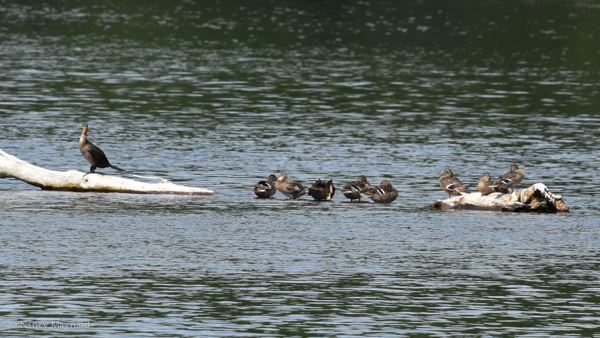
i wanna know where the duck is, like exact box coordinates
[308,179,336,201]
[341,175,370,202]
[439,168,470,198]
[477,173,509,195]
[492,164,524,193]
[361,180,398,203]
[253,174,277,198]
[275,172,309,199]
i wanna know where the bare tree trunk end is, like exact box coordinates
[0,148,215,195]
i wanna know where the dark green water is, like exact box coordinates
[1,0,600,336]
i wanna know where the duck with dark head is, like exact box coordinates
[254,174,277,198]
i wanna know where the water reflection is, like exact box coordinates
[2,230,599,336]
[2,0,600,336]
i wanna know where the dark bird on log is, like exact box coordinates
[79,123,125,174]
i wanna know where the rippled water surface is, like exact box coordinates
[1,0,600,336]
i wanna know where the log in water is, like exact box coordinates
[0,149,215,195]
[432,183,568,213]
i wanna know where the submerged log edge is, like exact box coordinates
[432,183,569,213]
[0,149,215,195]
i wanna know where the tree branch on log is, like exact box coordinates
[432,183,568,213]
[0,149,215,195]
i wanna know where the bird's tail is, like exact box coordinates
[111,165,126,172]
[328,179,335,199]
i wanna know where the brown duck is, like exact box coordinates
[439,169,470,198]
[275,173,309,199]
[341,175,370,202]
[308,179,335,201]
[361,180,398,203]
[492,164,524,193]
[477,173,509,195]
[254,174,277,198]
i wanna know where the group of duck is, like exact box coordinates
[254,164,525,203]
[76,123,524,203]
[439,164,525,198]
[253,173,397,203]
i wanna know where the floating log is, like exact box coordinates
[0,148,215,195]
[432,183,568,213]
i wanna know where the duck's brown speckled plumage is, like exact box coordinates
[341,175,370,202]
[275,173,309,199]
[439,169,470,198]
[492,164,524,193]
[477,173,509,195]
[362,180,398,203]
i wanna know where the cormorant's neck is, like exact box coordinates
[79,130,88,145]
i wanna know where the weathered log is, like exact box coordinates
[432,183,568,213]
[0,148,215,195]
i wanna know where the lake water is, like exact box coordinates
[1,0,600,336]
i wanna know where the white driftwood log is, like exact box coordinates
[432,183,568,213]
[0,149,215,195]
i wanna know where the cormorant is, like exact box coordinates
[79,123,125,174]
